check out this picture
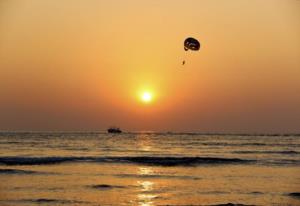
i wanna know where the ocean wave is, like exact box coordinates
[0,168,39,175]
[208,204,256,206]
[202,142,300,147]
[233,150,300,155]
[90,184,126,190]
[115,173,201,180]
[0,198,90,205]
[0,156,254,166]
[202,142,265,146]
[288,192,300,198]
[0,156,82,165]
[158,203,256,206]
[23,198,89,204]
[119,156,254,166]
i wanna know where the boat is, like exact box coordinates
[107,127,122,133]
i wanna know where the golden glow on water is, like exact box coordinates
[137,180,156,206]
[0,164,300,205]
[138,194,157,206]
[138,181,154,191]
[139,167,154,175]
[136,136,156,206]
[0,134,299,205]
[137,134,153,152]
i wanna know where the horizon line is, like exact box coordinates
[0,130,299,136]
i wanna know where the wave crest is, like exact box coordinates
[0,156,253,166]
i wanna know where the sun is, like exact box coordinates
[141,92,153,103]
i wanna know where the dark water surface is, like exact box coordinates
[0,132,299,205]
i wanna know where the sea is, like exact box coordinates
[0,132,299,206]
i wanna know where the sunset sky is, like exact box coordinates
[0,0,299,132]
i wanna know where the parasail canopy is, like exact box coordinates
[184,37,200,51]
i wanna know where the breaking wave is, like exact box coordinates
[0,156,254,166]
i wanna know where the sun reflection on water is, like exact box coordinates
[136,134,153,153]
[137,165,157,205]
[139,167,154,175]
[138,180,154,191]
[135,134,158,206]
[137,180,156,206]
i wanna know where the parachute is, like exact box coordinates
[182,37,200,65]
[184,37,200,51]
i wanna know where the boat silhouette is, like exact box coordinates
[107,127,122,133]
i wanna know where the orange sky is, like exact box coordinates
[0,0,299,132]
